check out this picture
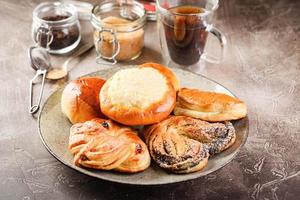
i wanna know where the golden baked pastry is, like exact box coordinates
[61,77,106,124]
[69,118,150,173]
[174,88,247,122]
[139,62,180,91]
[100,67,176,125]
[144,116,236,173]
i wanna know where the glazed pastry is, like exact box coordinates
[69,118,150,173]
[61,77,106,124]
[100,67,176,125]
[174,88,247,122]
[144,116,236,173]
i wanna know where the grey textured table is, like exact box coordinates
[0,0,299,199]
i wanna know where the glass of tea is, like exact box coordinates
[156,0,226,67]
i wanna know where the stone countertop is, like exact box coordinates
[0,0,299,199]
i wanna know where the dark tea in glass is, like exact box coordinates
[163,6,208,65]
[157,0,226,66]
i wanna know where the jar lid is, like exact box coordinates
[91,0,147,32]
[63,0,93,20]
[139,0,157,21]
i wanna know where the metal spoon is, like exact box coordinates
[46,42,94,80]
[29,46,51,114]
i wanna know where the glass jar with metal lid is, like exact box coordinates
[32,2,81,54]
[91,0,146,64]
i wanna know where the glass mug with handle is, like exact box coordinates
[156,0,226,67]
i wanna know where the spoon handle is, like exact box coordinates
[62,42,94,71]
[29,69,47,114]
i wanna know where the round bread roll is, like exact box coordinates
[100,67,176,125]
[139,62,180,91]
[61,77,106,124]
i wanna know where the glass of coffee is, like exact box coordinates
[157,0,226,67]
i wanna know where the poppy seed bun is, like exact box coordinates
[100,67,176,125]
[61,77,106,124]
[174,88,247,122]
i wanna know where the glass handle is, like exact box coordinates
[202,25,227,64]
[95,28,120,65]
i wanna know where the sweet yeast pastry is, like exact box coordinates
[144,116,209,174]
[139,62,180,91]
[100,67,176,125]
[100,66,176,125]
[61,77,106,124]
[69,118,150,173]
[144,116,236,173]
[174,88,247,122]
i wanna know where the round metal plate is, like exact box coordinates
[38,66,249,185]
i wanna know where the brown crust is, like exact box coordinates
[100,69,176,126]
[61,77,106,124]
[174,88,247,122]
[69,118,151,173]
[139,62,180,91]
[144,116,236,173]
[178,88,243,109]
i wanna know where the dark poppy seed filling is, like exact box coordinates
[145,116,236,173]
[205,122,236,155]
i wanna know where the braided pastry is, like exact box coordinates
[68,118,150,173]
[144,116,236,173]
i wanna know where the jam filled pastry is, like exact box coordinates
[144,116,236,173]
[68,118,150,173]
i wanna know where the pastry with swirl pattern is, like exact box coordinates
[69,118,150,173]
[144,116,236,173]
